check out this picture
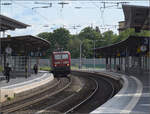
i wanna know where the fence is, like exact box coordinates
[38,58,106,69]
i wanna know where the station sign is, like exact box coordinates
[5,46,12,54]
[140,45,147,52]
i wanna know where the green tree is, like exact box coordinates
[79,26,102,41]
[38,32,51,41]
[67,35,81,58]
[37,26,150,59]
[82,39,94,58]
[101,30,117,46]
[53,28,70,50]
[113,28,135,43]
[135,30,150,37]
[37,32,52,57]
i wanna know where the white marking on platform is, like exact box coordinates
[120,76,143,114]
[140,104,150,106]
[141,93,150,97]
[1,73,49,89]
[91,107,122,113]
[116,93,141,97]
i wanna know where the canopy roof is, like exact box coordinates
[123,5,150,31]
[95,5,150,58]
[1,35,50,56]
[0,14,29,31]
[95,36,149,57]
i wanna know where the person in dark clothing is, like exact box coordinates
[33,64,38,74]
[4,63,12,83]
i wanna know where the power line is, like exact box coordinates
[12,1,52,23]
[1,0,150,1]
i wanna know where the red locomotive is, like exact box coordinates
[51,51,71,77]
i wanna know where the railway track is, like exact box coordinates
[66,71,122,113]
[41,74,98,113]
[10,74,97,114]
[1,77,71,113]
[1,71,122,114]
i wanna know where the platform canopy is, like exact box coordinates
[0,14,29,31]
[0,35,50,56]
[122,5,150,32]
[95,36,149,58]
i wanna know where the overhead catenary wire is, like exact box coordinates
[12,1,52,24]
[0,0,1,60]
[1,0,148,35]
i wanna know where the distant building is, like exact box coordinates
[118,21,126,34]
[122,5,150,32]
[0,15,50,78]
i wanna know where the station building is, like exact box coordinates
[0,14,50,78]
[95,5,150,76]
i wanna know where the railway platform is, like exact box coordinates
[0,71,54,102]
[78,69,150,114]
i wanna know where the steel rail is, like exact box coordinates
[2,78,60,107]
[64,76,99,114]
[36,92,76,114]
[64,71,118,113]
[98,75,115,100]
[2,77,72,113]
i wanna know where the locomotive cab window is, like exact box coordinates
[54,54,68,60]
[54,54,61,60]
[62,54,68,59]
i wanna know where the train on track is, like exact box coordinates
[51,51,71,77]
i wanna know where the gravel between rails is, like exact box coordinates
[1,77,71,113]
[44,75,97,113]
[1,71,122,114]
[11,75,85,114]
[8,75,95,114]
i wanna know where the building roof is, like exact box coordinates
[122,5,150,32]
[94,5,150,58]
[0,35,50,56]
[95,36,149,57]
[0,14,29,31]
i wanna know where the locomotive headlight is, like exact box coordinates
[54,64,57,67]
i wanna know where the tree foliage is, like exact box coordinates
[37,26,150,58]
[53,28,70,50]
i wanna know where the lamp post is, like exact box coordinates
[0,0,2,67]
[79,41,83,69]
[93,39,105,69]
[93,40,96,69]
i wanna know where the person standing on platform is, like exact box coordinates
[4,63,12,83]
[33,64,38,74]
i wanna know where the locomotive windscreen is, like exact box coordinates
[54,54,69,60]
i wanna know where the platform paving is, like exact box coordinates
[0,71,54,102]
[0,71,48,88]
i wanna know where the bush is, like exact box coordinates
[40,67,51,71]
[0,66,3,72]
[7,97,14,101]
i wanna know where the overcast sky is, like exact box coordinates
[1,0,149,36]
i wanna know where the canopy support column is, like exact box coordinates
[109,57,112,71]
[114,57,116,71]
[106,57,108,70]
[125,48,129,74]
